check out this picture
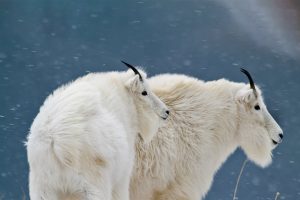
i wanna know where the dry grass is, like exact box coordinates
[20,185,27,200]
[233,159,248,200]
[274,192,280,200]
[232,159,281,200]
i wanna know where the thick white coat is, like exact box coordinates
[27,69,168,200]
[130,74,283,200]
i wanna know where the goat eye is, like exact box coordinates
[254,105,260,110]
[141,91,148,96]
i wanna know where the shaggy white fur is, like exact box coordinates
[26,67,169,200]
[130,73,283,200]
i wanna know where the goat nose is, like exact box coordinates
[165,110,170,115]
[279,133,283,139]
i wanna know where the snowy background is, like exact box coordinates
[0,0,300,199]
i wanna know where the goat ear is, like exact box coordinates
[125,75,140,91]
[235,88,256,104]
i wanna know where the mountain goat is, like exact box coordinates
[130,69,283,200]
[26,61,169,200]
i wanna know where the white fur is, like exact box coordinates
[26,69,169,200]
[130,74,283,200]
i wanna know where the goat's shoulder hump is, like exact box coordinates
[149,73,203,91]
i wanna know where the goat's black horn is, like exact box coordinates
[121,60,142,81]
[240,68,257,95]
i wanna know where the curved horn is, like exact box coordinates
[240,68,257,95]
[121,60,143,81]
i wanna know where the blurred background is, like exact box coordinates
[0,0,299,199]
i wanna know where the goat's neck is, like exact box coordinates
[207,85,243,176]
[135,104,160,143]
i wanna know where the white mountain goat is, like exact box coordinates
[26,61,169,200]
[130,69,283,200]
